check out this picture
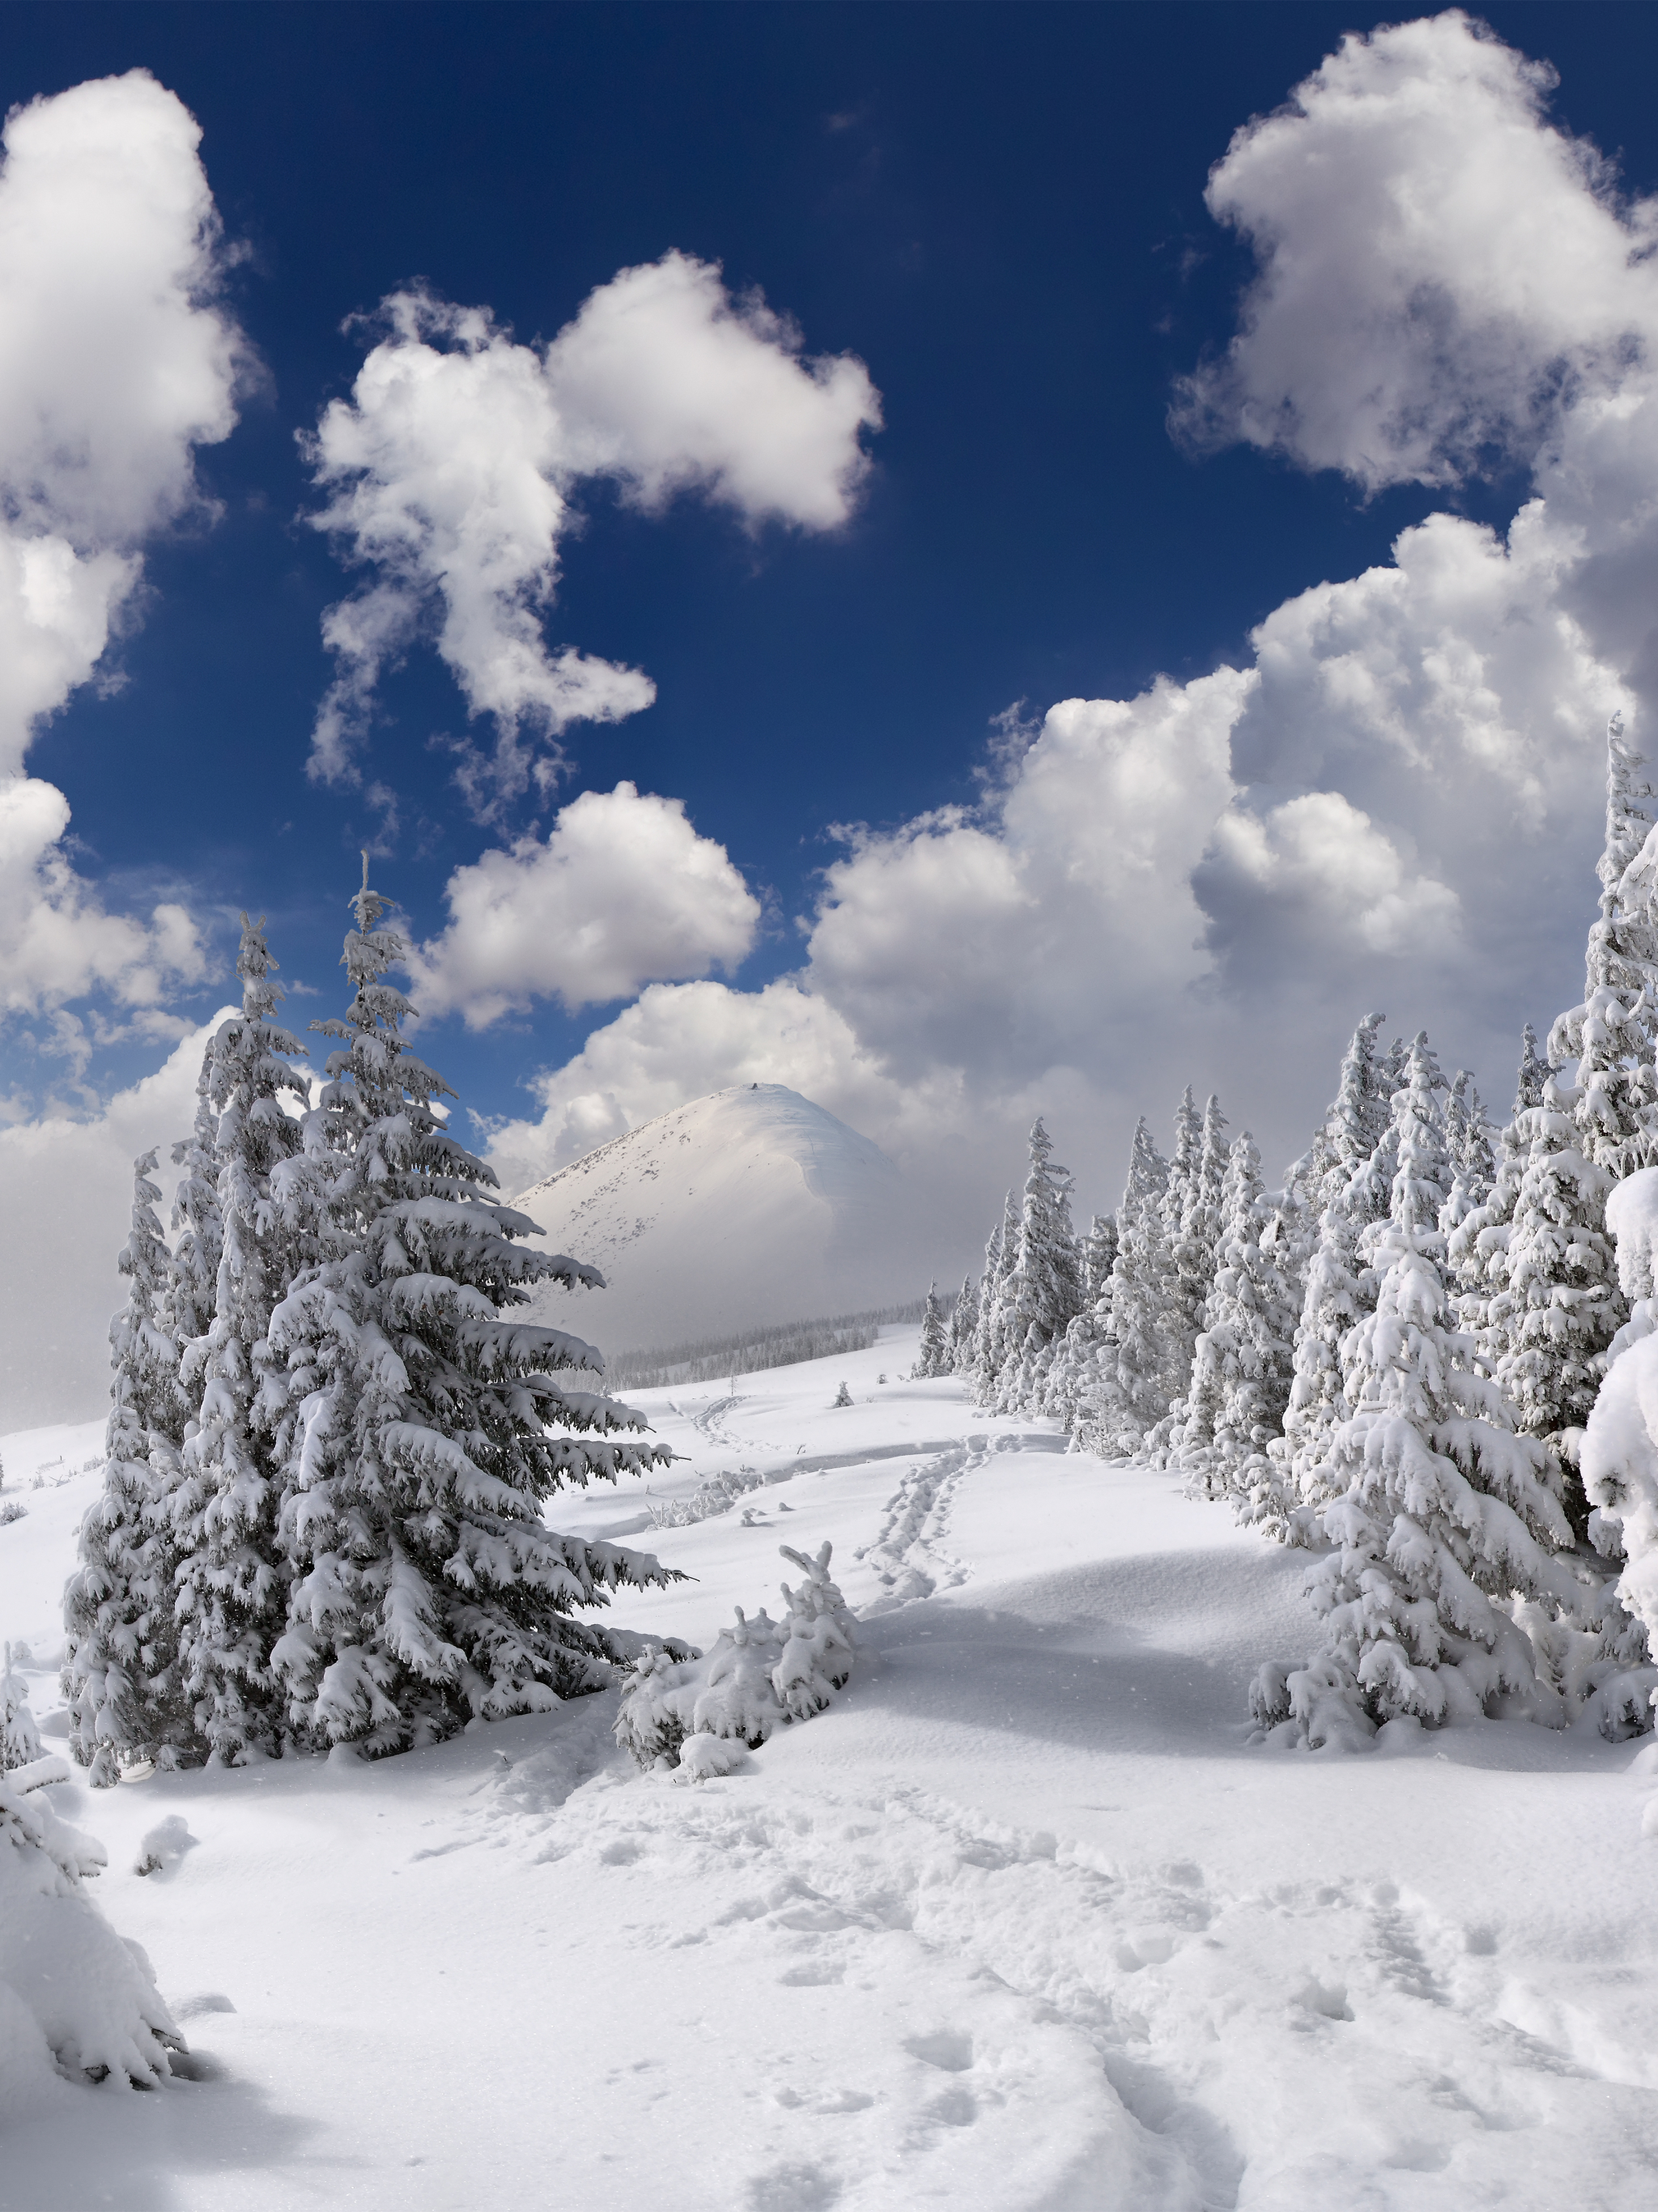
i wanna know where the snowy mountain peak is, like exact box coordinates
[511,1085,908,1357]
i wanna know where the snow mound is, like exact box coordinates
[0,1767,182,2113]
[510,1085,912,1357]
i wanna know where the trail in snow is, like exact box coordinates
[854,1431,1067,1611]
[2,1336,1656,2211]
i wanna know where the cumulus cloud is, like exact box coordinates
[409,781,760,1025]
[306,257,879,811]
[0,70,243,1025]
[484,18,1658,1249]
[545,250,881,525]
[0,70,242,772]
[0,780,206,1022]
[0,1012,232,1429]
[1174,10,1658,489]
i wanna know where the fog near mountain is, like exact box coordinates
[509,1083,948,1363]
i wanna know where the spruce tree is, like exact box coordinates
[1179,1133,1296,1501]
[1080,1214,1119,1311]
[171,917,312,1765]
[167,1065,223,1354]
[947,1274,978,1377]
[968,1193,1020,1406]
[1480,1070,1619,1535]
[1443,1070,1496,1215]
[1046,1214,1120,1426]
[1550,715,1658,1179]
[1273,1017,1400,1541]
[1078,1120,1173,1457]
[1255,1039,1576,1746]
[912,1283,951,1379]
[62,1154,191,1783]
[998,1119,1083,1413]
[266,866,678,1755]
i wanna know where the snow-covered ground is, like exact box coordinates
[2,1328,1656,2210]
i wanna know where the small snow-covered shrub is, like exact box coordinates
[614,1542,857,1776]
[0,1765,185,2103]
[645,1465,767,1529]
[832,1381,852,1409]
[2,1647,42,1772]
[0,1501,25,1527]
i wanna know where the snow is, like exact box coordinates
[509,1084,916,1355]
[2,1330,1656,2207]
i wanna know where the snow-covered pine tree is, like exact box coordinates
[968,1193,1021,1406]
[912,1283,951,1378]
[1550,714,1658,1180]
[1151,1092,1228,1455]
[166,1063,223,1355]
[1,1644,40,1772]
[1077,1119,1174,1457]
[947,1274,978,1376]
[1516,1023,1550,1114]
[1483,1070,1619,1524]
[170,917,312,1766]
[998,1119,1084,1413]
[62,1153,191,1784]
[1444,1070,1496,1219]
[1449,1029,1551,1341]
[1178,1133,1296,1501]
[1168,1094,1227,1372]
[1271,1016,1398,1542]
[1081,1214,1120,1310]
[266,866,678,1757]
[1253,1038,1577,1746]
[1045,1213,1120,1427]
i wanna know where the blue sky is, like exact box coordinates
[7,2,1658,1419]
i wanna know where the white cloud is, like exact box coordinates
[0,69,243,773]
[409,781,760,1025]
[0,1013,233,1430]
[1199,791,1462,970]
[306,257,879,811]
[545,249,880,525]
[1175,11,1658,491]
[0,70,243,1027]
[0,779,206,1021]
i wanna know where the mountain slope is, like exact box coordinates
[509,1083,911,1359]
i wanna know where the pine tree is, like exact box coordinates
[1253,1039,1576,1746]
[1449,1029,1553,1343]
[912,1283,951,1378]
[968,1193,1020,1406]
[1481,1072,1619,1537]
[1078,1120,1173,1457]
[1273,1017,1401,1541]
[1,1644,41,1772]
[171,917,312,1765]
[265,866,678,1756]
[1178,1134,1296,1500]
[998,1119,1083,1412]
[167,1063,223,1355]
[947,1274,978,1377]
[1168,1095,1227,1367]
[1081,1214,1119,1310]
[62,1153,191,1783]
[1443,1070,1496,1217]
[1046,1214,1120,1426]
[1550,715,1658,1179]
